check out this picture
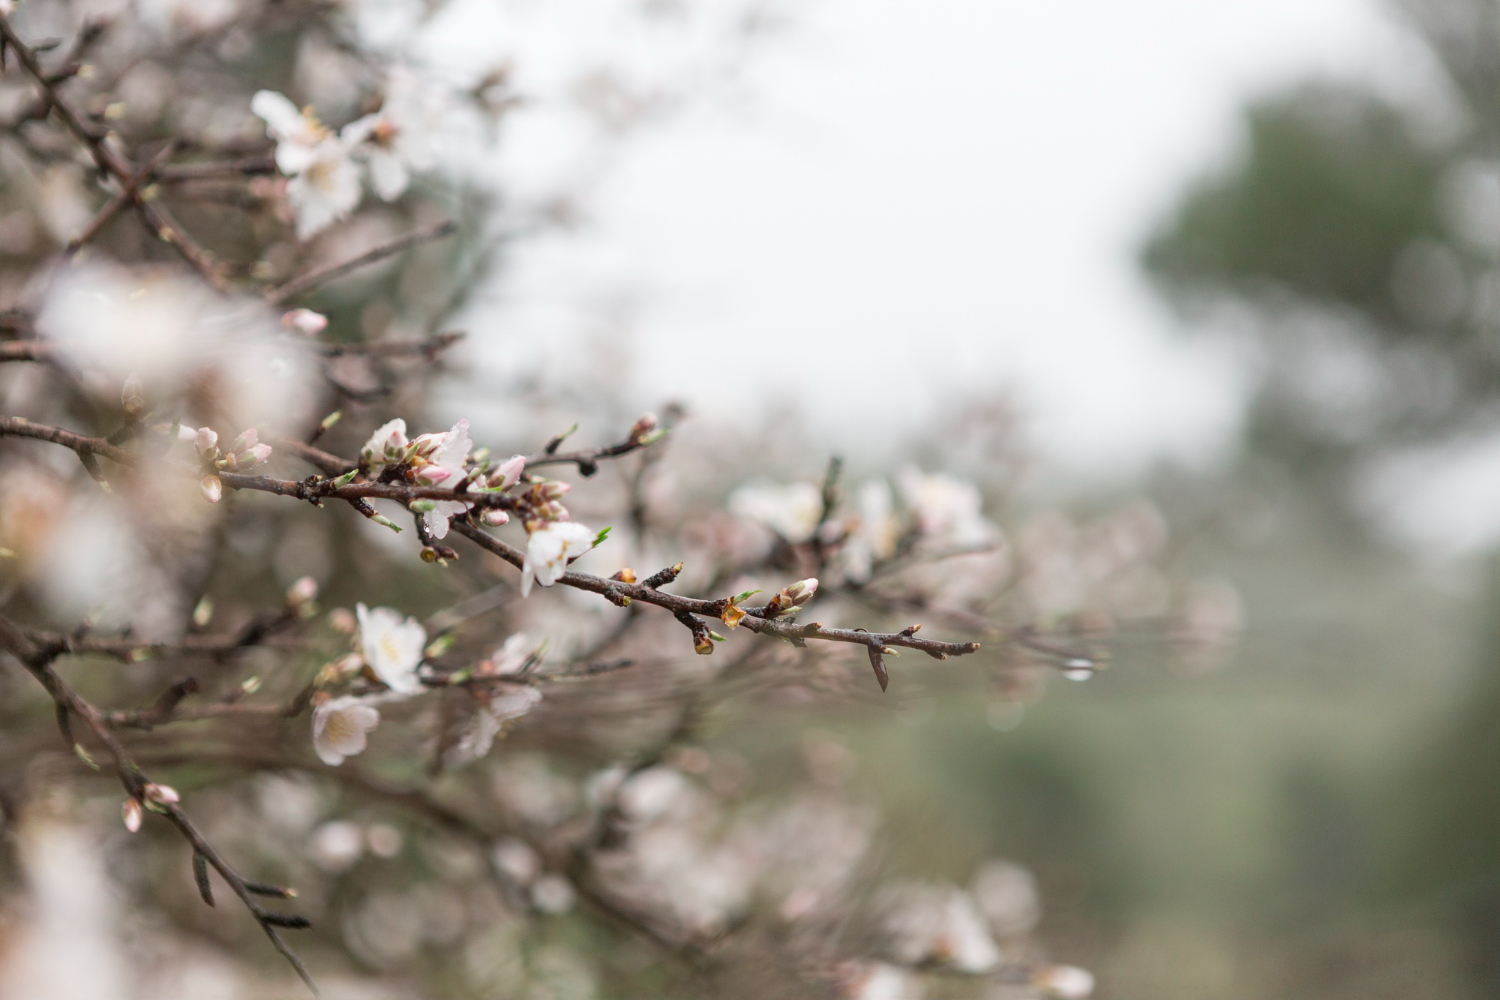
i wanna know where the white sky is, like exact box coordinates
[433,0,1435,482]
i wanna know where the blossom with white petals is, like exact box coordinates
[1034,965,1095,1000]
[486,632,542,676]
[355,602,425,693]
[520,521,596,596]
[312,695,381,766]
[896,468,997,548]
[348,67,446,201]
[729,481,823,544]
[251,90,362,239]
[360,418,409,476]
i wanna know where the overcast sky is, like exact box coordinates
[434,0,1437,482]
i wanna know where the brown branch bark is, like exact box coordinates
[265,220,458,305]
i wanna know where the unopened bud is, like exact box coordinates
[192,596,213,627]
[200,474,223,503]
[414,464,455,486]
[143,783,180,807]
[629,412,658,443]
[121,373,144,416]
[122,797,143,833]
[231,428,259,453]
[482,508,510,526]
[537,481,571,502]
[194,427,218,460]
[1034,966,1095,1000]
[286,576,319,607]
[329,608,357,634]
[281,308,328,336]
[490,454,526,490]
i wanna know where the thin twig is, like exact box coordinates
[266,220,458,305]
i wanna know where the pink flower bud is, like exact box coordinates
[630,412,658,440]
[786,578,818,603]
[414,463,455,486]
[538,481,570,502]
[143,783,179,805]
[177,424,198,443]
[244,442,273,467]
[200,474,223,503]
[122,797,143,832]
[194,427,218,459]
[231,428,259,453]
[281,308,328,336]
[491,455,526,490]
[286,576,319,606]
[483,509,510,526]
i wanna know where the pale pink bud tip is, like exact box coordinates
[281,308,329,336]
[143,783,179,805]
[122,798,143,832]
[287,576,319,605]
[482,509,510,526]
[231,428,260,452]
[194,427,218,459]
[1035,965,1095,1000]
[200,474,223,503]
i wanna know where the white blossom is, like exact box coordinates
[348,67,446,202]
[728,480,823,544]
[520,521,597,596]
[841,480,899,582]
[252,90,364,238]
[896,469,997,548]
[312,695,381,766]
[355,603,425,693]
[488,632,542,676]
[875,882,1001,974]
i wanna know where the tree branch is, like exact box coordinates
[265,220,458,305]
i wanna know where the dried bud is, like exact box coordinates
[286,576,319,607]
[482,508,510,526]
[122,797,143,833]
[200,474,223,503]
[281,308,328,336]
[611,568,637,584]
[121,373,144,416]
[721,602,746,629]
[143,783,179,806]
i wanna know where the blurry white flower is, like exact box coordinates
[37,261,316,432]
[355,603,426,693]
[897,469,997,547]
[252,90,364,238]
[308,819,365,872]
[530,873,576,915]
[520,521,596,596]
[617,766,687,823]
[121,798,142,833]
[1034,965,1095,1000]
[281,308,328,336]
[365,822,403,858]
[970,860,1040,939]
[842,480,899,582]
[876,882,1001,974]
[449,683,543,764]
[361,418,409,476]
[488,632,541,676]
[348,67,446,201]
[728,480,822,544]
[490,837,541,886]
[252,90,330,175]
[312,695,381,766]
